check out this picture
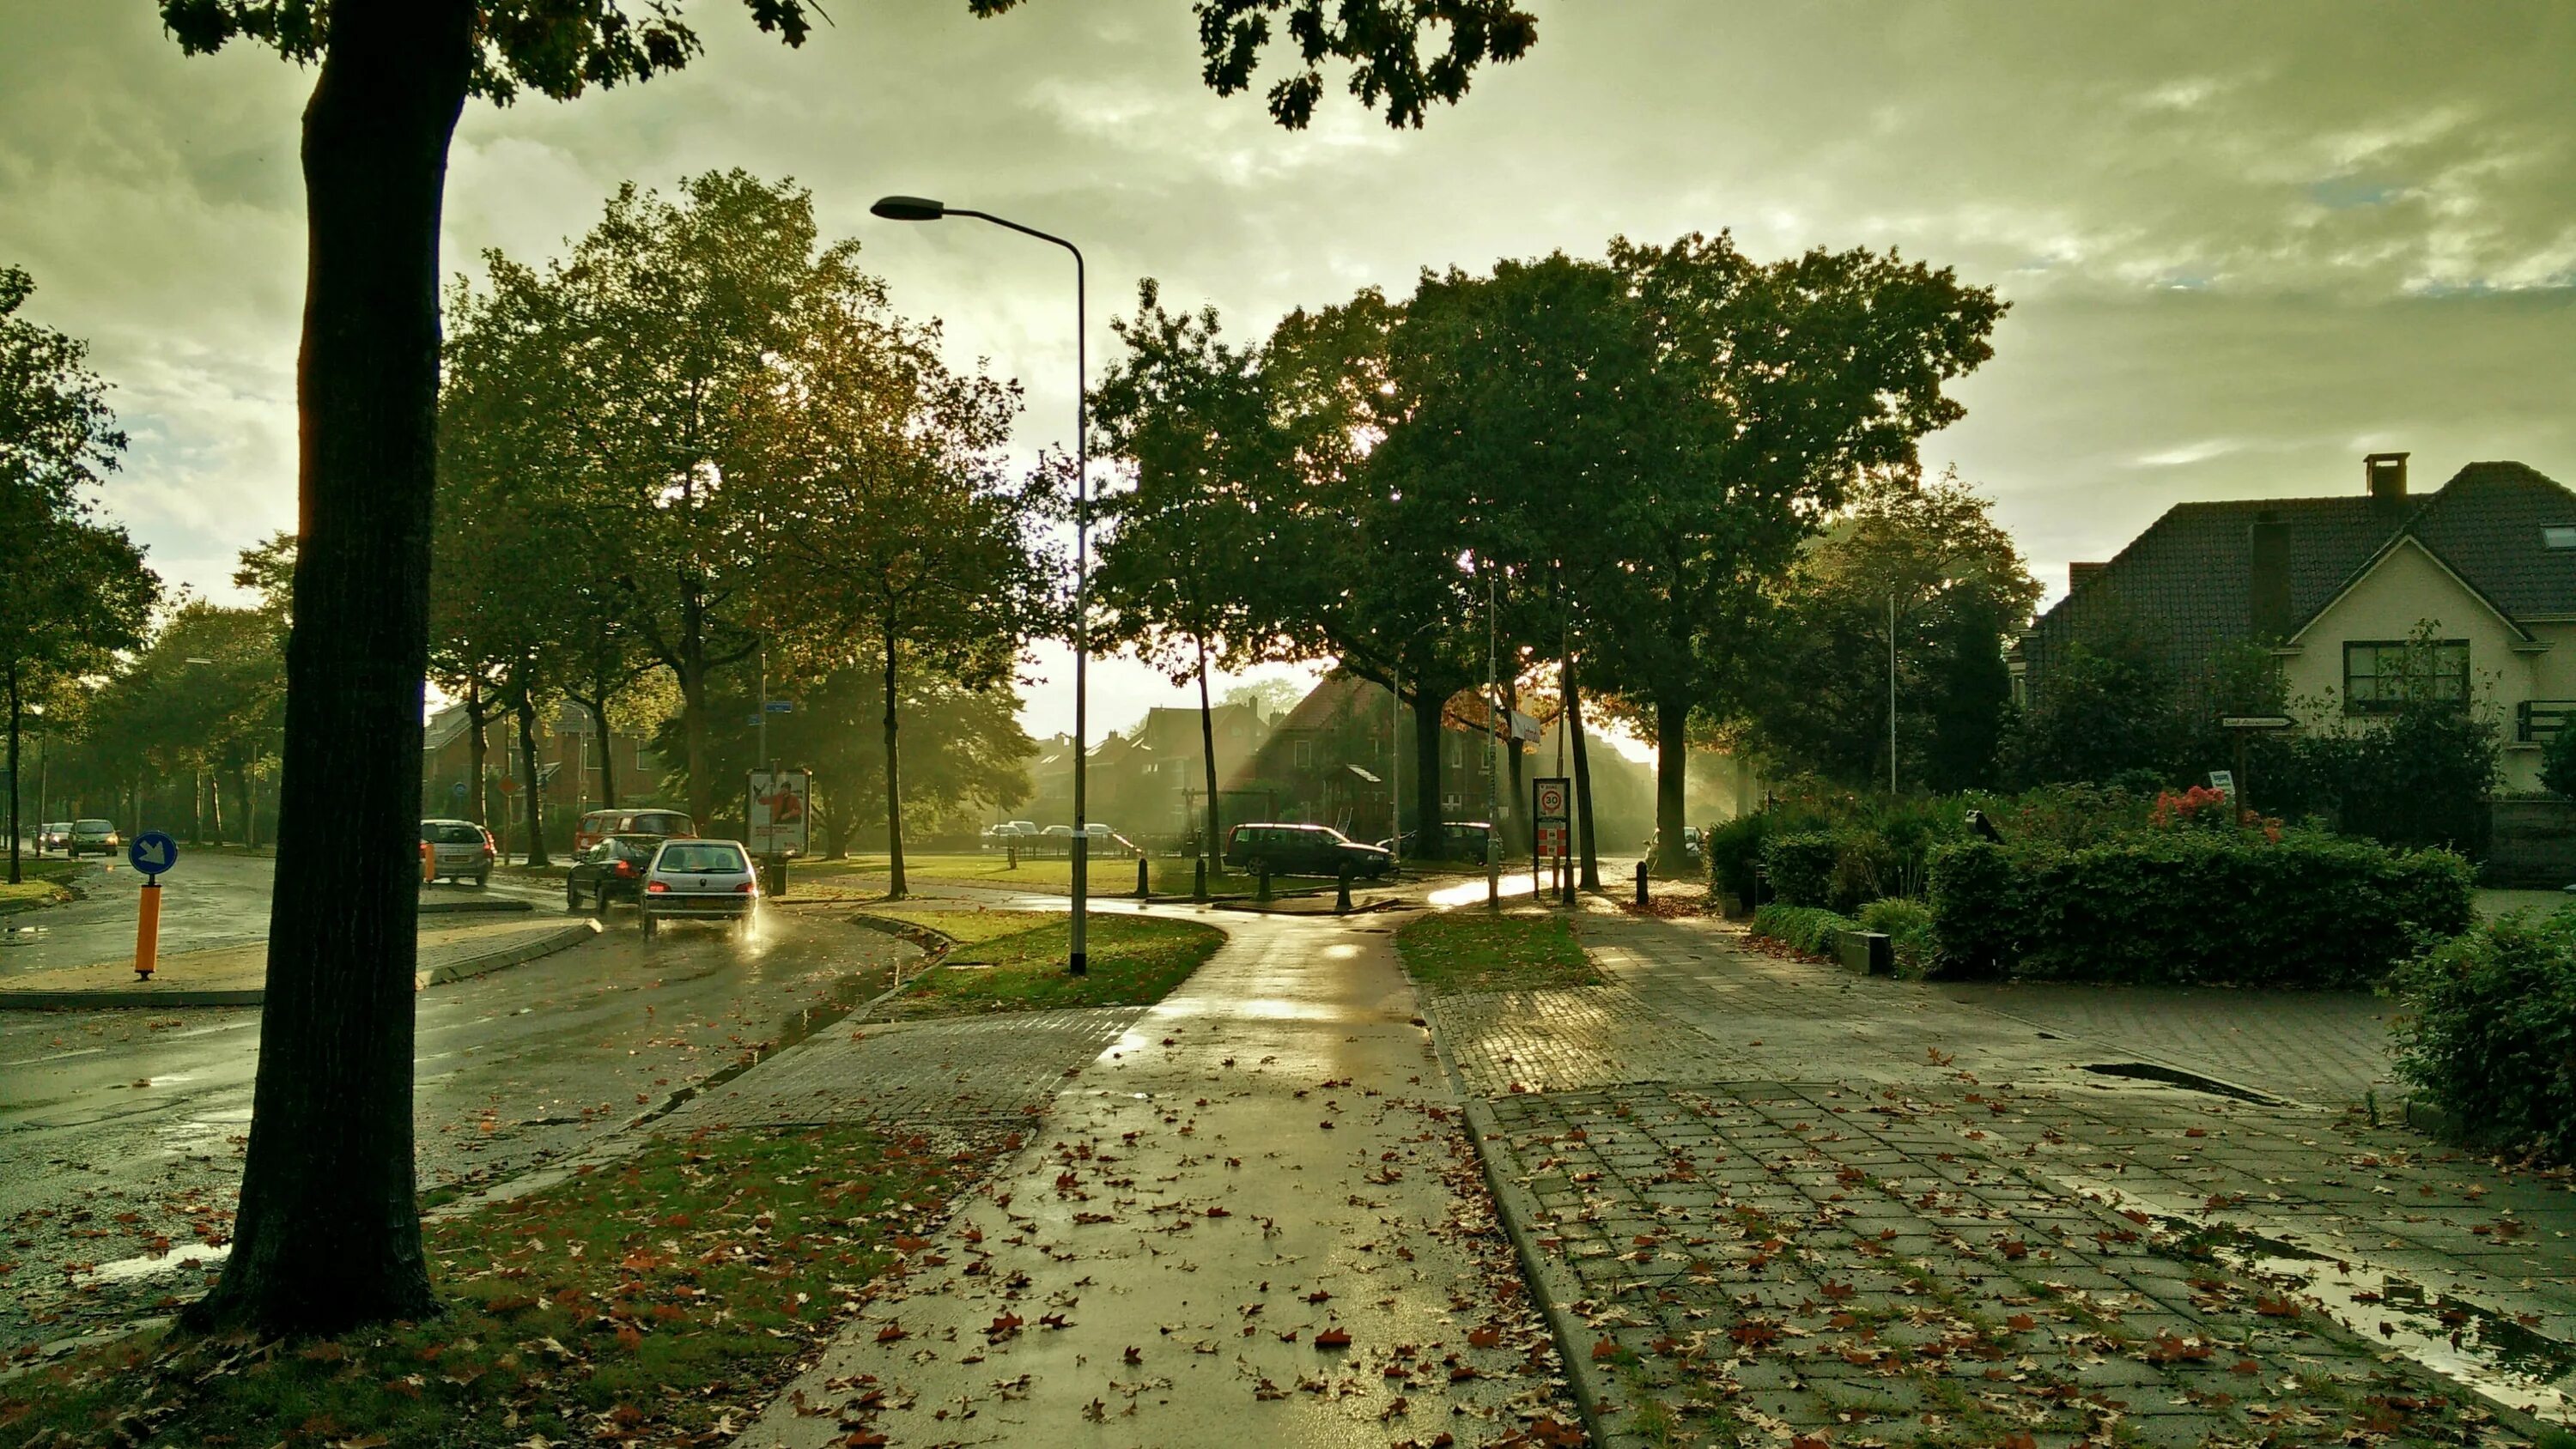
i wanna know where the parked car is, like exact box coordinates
[68,820,122,857]
[574,808,693,852]
[37,822,71,854]
[981,821,1042,852]
[1377,822,1494,862]
[565,833,663,912]
[1223,822,1393,879]
[640,838,759,940]
[420,817,495,885]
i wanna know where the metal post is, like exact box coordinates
[1888,591,1898,796]
[1388,669,1401,876]
[1485,567,1500,912]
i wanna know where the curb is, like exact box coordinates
[418,895,537,915]
[0,919,601,1010]
[1418,998,1625,1448]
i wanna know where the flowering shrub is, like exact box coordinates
[2148,785,2284,842]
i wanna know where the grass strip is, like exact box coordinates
[1396,910,1602,995]
[882,912,1224,1019]
[1,1120,1001,1448]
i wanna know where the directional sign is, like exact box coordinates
[764,700,795,714]
[128,831,179,877]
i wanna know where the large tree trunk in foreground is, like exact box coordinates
[1654,694,1690,876]
[1564,649,1601,890]
[1412,692,1444,856]
[185,3,470,1336]
[882,628,907,899]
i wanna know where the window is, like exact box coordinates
[2343,639,2469,714]
[1293,739,1314,767]
[2546,526,2576,550]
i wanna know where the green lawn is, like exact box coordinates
[0,858,82,914]
[880,911,1224,1019]
[1394,910,1603,995]
[1,1121,993,1448]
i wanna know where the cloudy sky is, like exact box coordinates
[4,1,2571,743]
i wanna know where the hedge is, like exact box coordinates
[1705,812,1767,906]
[1926,833,2473,987]
[2392,912,2576,1166]
[1750,904,1860,957]
[1856,897,1936,979]
[1760,832,1840,910]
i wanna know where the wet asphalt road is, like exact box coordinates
[0,900,913,1353]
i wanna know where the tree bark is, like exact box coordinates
[1412,690,1444,857]
[882,627,907,899]
[679,583,711,827]
[185,1,468,1336]
[1503,677,1526,855]
[584,697,617,810]
[1564,649,1601,890]
[465,680,489,826]
[1196,643,1221,865]
[517,689,550,868]
[6,660,21,888]
[1654,694,1689,876]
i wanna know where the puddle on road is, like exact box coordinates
[2059,1173,2575,1426]
[80,1241,229,1284]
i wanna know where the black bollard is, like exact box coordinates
[1136,855,1151,898]
[1634,858,1649,906]
[1335,861,1352,915]
[1193,856,1208,902]
[1257,859,1273,903]
[1005,844,1018,870]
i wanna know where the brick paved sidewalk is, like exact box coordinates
[1425,909,2576,1446]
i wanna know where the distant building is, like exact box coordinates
[2014,455,2576,791]
[421,701,665,834]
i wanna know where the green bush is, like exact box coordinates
[1857,897,1937,979]
[1750,903,1860,956]
[1705,812,1767,906]
[2391,912,2576,1166]
[1761,832,1840,909]
[1926,834,2472,987]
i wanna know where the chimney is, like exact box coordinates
[2249,511,2293,642]
[2366,451,2409,512]
[2068,561,2109,592]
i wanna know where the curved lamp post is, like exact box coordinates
[871,196,1091,975]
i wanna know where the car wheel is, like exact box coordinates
[566,882,581,911]
[641,914,659,942]
[474,870,489,888]
[595,885,611,915]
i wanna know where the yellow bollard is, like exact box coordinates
[135,880,161,981]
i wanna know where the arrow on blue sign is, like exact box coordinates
[128,831,179,876]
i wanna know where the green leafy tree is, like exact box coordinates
[2300,624,2500,853]
[2003,628,2190,788]
[1093,283,1281,867]
[156,0,1533,1333]
[1750,471,2040,791]
[3,267,158,883]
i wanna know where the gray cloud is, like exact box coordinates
[3,0,2568,734]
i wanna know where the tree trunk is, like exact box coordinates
[680,585,711,827]
[465,681,489,826]
[1564,649,1601,890]
[185,1,468,1336]
[1412,690,1444,857]
[6,661,21,888]
[1654,694,1689,876]
[1196,642,1221,864]
[1503,677,1526,855]
[882,627,907,899]
[585,696,617,809]
[517,690,550,868]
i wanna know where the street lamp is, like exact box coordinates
[872,194,1092,976]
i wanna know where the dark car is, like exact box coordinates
[1378,821,1495,862]
[565,834,664,912]
[1222,822,1392,879]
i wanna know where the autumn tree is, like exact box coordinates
[157,0,1533,1333]
[745,285,1042,898]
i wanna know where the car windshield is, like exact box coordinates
[658,844,749,874]
[611,837,660,859]
[428,822,483,844]
[75,820,113,832]
[634,814,688,834]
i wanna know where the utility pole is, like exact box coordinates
[1388,669,1401,875]
[1888,592,1899,796]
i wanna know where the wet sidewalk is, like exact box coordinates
[1423,909,2575,1446]
[735,905,1584,1448]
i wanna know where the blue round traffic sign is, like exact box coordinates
[128,831,179,877]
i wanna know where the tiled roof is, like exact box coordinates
[2022,461,2576,695]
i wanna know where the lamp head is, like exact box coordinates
[870,196,946,221]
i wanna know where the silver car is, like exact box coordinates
[640,838,759,940]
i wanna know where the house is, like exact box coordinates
[421,700,665,835]
[1230,671,1504,841]
[2015,454,2576,791]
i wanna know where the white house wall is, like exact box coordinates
[2280,538,2549,791]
